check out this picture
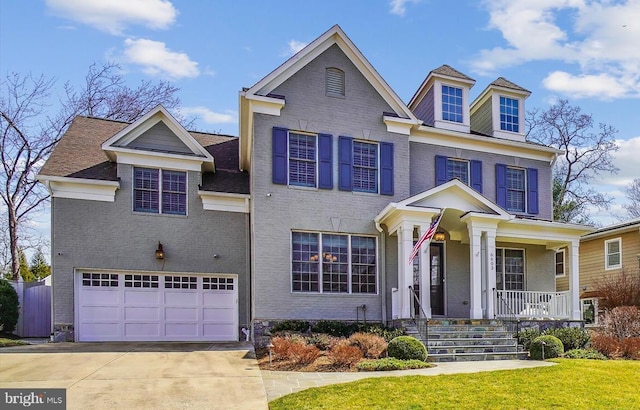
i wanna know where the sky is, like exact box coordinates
[1,0,639,257]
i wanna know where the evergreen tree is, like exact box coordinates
[18,248,34,282]
[30,248,50,280]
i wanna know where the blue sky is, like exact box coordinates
[1,0,639,241]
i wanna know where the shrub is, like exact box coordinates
[594,269,640,310]
[620,337,640,360]
[270,336,320,364]
[600,306,640,339]
[306,333,340,350]
[517,328,541,351]
[327,340,363,367]
[530,335,564,360]
[311,320,359,337]
[357,358,432,371]
[387,336,427,361]
[0,279,19,333]
[348,332,388,359]
[363,325,406,342]
[590,333,622,359]
[271,320,311,333]
[545,327,590,351]
[563,349,608,360]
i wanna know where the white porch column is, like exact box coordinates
[484,228,497,319]
[398,222,414,319]
[418,223,432,318]
[569,239,581,320]
[468,226,483,319]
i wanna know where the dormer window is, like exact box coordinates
[326,67,345,97]
[133,167,187,215]
[499,96,520,132]
[442,85,463,123]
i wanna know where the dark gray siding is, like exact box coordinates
[412,86,435,126]
[127,122,193,154]
[470,98,492,136]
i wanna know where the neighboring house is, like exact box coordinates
[39,25,593,343]
[557,218,640,325]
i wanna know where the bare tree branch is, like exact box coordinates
[623,178,640,219]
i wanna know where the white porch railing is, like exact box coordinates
[495,290,571,320]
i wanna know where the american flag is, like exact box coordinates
[408,210,444,264]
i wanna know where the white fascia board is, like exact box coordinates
[375,202,440,234]
[114,150,207,172]
[580,219,640,241]
[461,212,512,226]
[239,92,252,172]
[383,116,418,135]
[38,176,119,202]
[198,191,250,213]
[497,219,594,248]
[410,126,561,163]
[247,94,286,116]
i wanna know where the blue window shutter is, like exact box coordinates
[528,168,539,214]
[435,155,447,186]
[496,163,507,208]
[380,142,394,196]
[338,136,353,191]
[470,160,483,193]
[318,133,333,189]
[272,127,288,185]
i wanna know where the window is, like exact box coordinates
[581,298,598,325]
[506,167,526,212]
[326,67,345,97]
[353,141,378,193]
[555,250,565,277]
[273,128,332,189]
[496,248,525,291]
[82,273,118,287]
[288,132,317,187]
[499,96,519,132]
[203,277,234,291]
[605,238,622,269]
[442,85,463,123]
[435,156,482,192]
[134,167,186,215]
[446,158,469,185]
[124,274,159,288]
[292,231,377,294]
[339,136,393,195]
[165,275,197,289]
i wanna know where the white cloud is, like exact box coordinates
[288,40,307,55]
[389,0,418,16]
[472,0,640,99]
[123,38,199,79]
[46,0,177,35]
[179,106,237,125]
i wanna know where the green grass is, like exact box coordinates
[0,338,28,347]
[270,359,640,409]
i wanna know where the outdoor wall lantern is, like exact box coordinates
[433,231,446,242]
[155,242,165,260]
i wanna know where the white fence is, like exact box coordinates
[9,280,52,337]
[495,290,570,320]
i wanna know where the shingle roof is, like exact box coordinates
[39,116,249,194]
[430,65,474,81]
[490,77,531,93]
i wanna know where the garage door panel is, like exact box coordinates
[124,306,160,320]
[124,290,160,305]
[125,322,161,337]
[203,307,235,321]
[165,291,198,306]
[165,323,199,337]
[165,307,198,321]
[82,323,120,339]
[203,324,236,340]
[81,306,119,321]
[202,292,235,307]
[80,289,119,305]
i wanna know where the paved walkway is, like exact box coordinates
[260,360,556,401]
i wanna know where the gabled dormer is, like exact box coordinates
[470,77,531,142]
[408,65,476,134]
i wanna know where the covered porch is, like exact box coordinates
[376,180,593,322]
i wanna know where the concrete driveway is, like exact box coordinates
[0,342,268,410]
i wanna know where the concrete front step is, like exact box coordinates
[428,337,518,346]
[428,345,518,354]
[428,351,529,362]
[427,331,514,339]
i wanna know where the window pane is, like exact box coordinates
[289,133,316,187]
[292,232,319,292]
[353,142,378,193]
[351,236,376,293]
[506,167,525,212]
[162,170,187,215]
[442,85,463,123]
[500,96,519,132]
[446,159,469,185]
[322,234,348,293]
[555,251,564,276]
[503,249,524,290]
[133,168,159,213]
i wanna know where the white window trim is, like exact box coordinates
[499,95,521,133]
[287,130,318,189]
[604,237,622,270]
[555,249,566,278]
[506,166,527,213]
[290,230,379,295]
[446,157,470,186]
[496,247,526,291]
[352,140,380,194]
[132,167,188,216]
[441,84,464,124]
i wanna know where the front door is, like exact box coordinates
[430,243,445,315]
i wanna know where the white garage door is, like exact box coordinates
[75,272,238,342]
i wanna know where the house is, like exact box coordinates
[556,218,640,325]
[39,25,593,343]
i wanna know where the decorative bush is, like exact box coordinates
[590,334,622,359]
[620,337,640,360]
[327,340,363,367]
[517,328,541,351]
[600,306,640,339]
[530,335,564,360]
[545,327,590,351]
[563,349,608,360]
[306,333,340,351]
[271,320,311,333]
[0,279,19,333]
[357,358,432,371]
[387,336,427,361]
[270,336,320,364]
[348,332,388,359]
[311,320,359,337]
[362,325,406,342]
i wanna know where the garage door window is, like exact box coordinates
[203,277,234,290]
[165,275,197,289]
[82,273,118,287]
[125,274,159,288]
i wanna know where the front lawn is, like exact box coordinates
[270,359,640,409]
[0,338,28,347]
